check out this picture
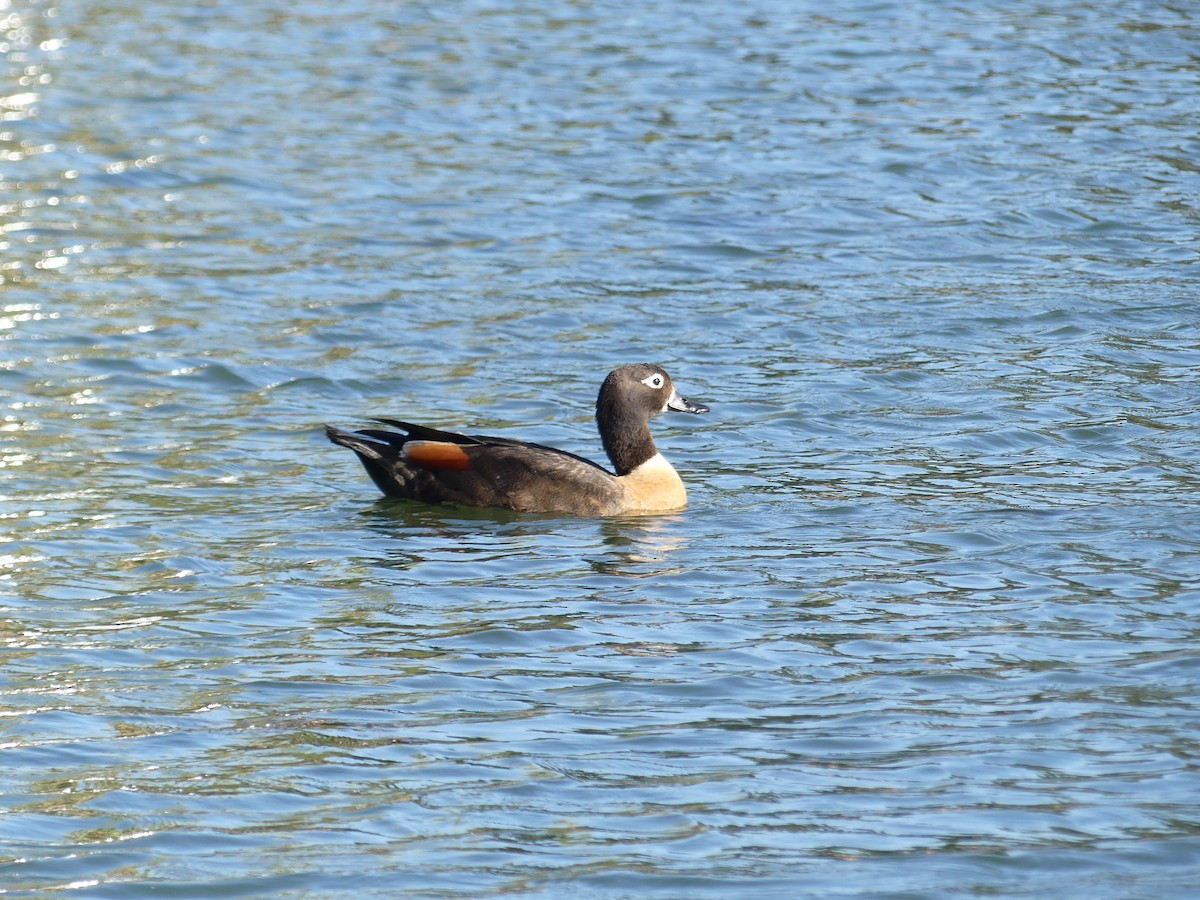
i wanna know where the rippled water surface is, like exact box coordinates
[3,0,1200,896]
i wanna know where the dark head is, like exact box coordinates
[595,363,709,475]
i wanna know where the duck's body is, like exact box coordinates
[325,364,708,516]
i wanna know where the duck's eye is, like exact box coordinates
[641,373,665,389]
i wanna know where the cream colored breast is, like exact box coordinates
[615,453,688,512]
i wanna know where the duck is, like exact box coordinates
[325,363,709,515]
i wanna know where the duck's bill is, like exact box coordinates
[667,388,710,415]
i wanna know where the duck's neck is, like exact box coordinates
[597,404,657,476]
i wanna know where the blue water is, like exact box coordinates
[3,0,1199,897]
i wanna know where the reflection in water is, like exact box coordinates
[349,498,690,581]
[595,514,689,578]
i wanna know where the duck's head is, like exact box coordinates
[598,363,709,421]
[596,363,708,473]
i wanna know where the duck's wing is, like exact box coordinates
[371,418,486,445]
[452,442,620,513]
[327,419,620,513]
[370,417,612,474]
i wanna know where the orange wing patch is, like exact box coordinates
[402,440,473,472]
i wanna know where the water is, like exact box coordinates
[3,0,1199,896]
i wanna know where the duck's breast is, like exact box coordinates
[615,453,688,513]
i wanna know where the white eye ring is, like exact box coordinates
[641,373,665,389]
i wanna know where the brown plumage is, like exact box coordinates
[325,363,709,515]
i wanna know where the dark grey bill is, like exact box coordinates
[667,388,710,415]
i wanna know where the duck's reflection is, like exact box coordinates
[592,514,689,578]
[352,499,689,580]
